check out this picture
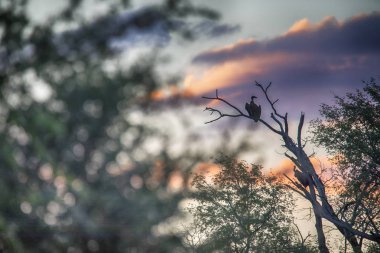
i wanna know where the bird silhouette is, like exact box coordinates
[245,96,261,122]
[293,166,309,188]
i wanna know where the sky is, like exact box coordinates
[126,2,380,174]
[142,0,380,167]
[28,0,380,164]
[26,0,380,184]
[48,0,379,170]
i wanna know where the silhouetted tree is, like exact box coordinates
[311,79,380,253]
[186,155,318,253]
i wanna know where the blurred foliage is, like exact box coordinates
[366,242,380,253]
[0,0,231,252]
[311,79,380,250]
[186,155,318,253]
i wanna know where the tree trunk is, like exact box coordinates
[315,213,330,253]
[334,228,362,252]
[346,233,362,253]
[293,144,363,253]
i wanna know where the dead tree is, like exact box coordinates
[202,81,380,253]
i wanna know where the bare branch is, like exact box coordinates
[284,113,288,134]
[203,107,246,124]
[202,89,247,116]
[265,82,272,92]
[271,113,285,133]
[285,152,301,168]
[297,112,305,148]
[255,81,287,121]
[258,119,282,135]
[284,184,307,199]
[360,202,380,234]
[302,139,309,148]
[202,90,282,134]
[283,174,310,199]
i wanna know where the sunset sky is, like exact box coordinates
[106,2,380,182]
[31,0,380,168]
[181,1,380,116]
[146,1,380,170]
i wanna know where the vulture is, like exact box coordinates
[245,96,261,122]
[293,166,309,188]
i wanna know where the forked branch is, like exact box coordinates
[202,89,281,134]
[203,107,247,124]
[255,81,287,122]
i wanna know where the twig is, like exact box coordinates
[203,107,246,124]
[202,90,248,117]
[255,81,287,121]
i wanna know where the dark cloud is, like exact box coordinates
[192,20,241,38]
[193,12,380,64]
[208,23,240,37]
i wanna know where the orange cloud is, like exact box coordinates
[285,16,338,35]
[205,38,256,55]
[270,156,332,180]
[149,84,194,102]
[270,159,295,177]
[286,18,312,34]
[183,53,291,96]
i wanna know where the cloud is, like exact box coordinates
[193,21,241,38]
[193,12,380,64]
[185,12,380,115]
[286,18,312,34]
